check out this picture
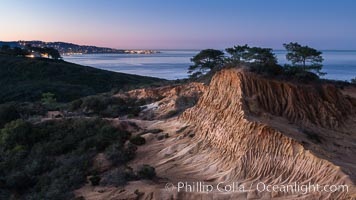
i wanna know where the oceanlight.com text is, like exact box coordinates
[165,181,349,195]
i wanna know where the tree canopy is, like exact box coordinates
[0,45,10,51]
[225,44,249,63]
[188,43,324,81]
[188,49,225,78]
[0,45,28,57]
[224,45,280,75]
[225,45,277,66]
[0,45,61,60]
[26,45,62,60]
[283,42,325,76]
[45,47,61,60]
[351,77,356,84]
[246,47,277,66]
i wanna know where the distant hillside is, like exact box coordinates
[0,41,158,54]
[0,55,164,103]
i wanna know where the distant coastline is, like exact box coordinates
[63,50,356,81]
[0,40,160,55]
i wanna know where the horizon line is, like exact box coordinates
[1,40,356,51]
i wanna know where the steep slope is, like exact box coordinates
[0,55,163,103]
[176,68,356,199]
[238,71,355,128]
[75,68,356,200]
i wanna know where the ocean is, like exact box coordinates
[63,50,356,81]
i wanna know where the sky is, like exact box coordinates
[1,0,356,49]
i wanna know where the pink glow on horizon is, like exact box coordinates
[1,1,356,49]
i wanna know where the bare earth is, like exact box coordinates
[75,69,356,200]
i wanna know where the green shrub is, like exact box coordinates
[157,135,165,140]
[101,168,136,186]
[128,106,143,117]
[69,99,83,111]
[89,175,101,186]
[124,143,138,161]
[16,102,48,119]
[81,96,108,113]
[351,77,356,84]
[41,92,57,105]
[176,126,188,134]
[127,114,135,118]
[99,105,120,118]
[75,95,144,118]
[0,103,20,128]
[134,189,144,197]
[95,126,130,151]
[104,143,137,167]
[129,135,146,145]
[137,165,156,180]
[142,129,163,134]
[5,171,36,191]
[157,134,169,140]
[166,110,181,119]
[0,118,134,199]
[0,119,33,150]
[283,65,319,81]
[249,63,283,76]
[175,95,199,110]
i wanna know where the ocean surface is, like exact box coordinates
[63,50,356,81]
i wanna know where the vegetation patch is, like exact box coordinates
[352,77,356,84]
[188,42,329,82]
[69,94,157,118]
[129,135,146,146]
[0,118,134,199]
[141,129,163,134]
[137,164,156,180]
[0,55,163,103]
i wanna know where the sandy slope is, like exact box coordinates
[76,69,356,200]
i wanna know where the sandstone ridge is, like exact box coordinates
[174,69,356,199]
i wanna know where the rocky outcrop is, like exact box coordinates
[239,71,354,128]
[117,83,206,101]
[117,83,206,119]
[176,69,356,199]
[79,69,356,200]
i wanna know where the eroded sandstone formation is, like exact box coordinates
[76,68,356,200]
[117,82,206,119]
[176,69,356,199]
